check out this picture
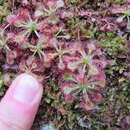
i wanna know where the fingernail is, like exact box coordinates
[12,74,41,104]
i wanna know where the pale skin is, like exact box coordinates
[0,73,43,130]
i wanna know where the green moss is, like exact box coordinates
[67,18,80,28]
[67,18,94,40]
[86,28,97,40]
[68,0,81,4]
[0,0,10,23]
[99,32,126,57]
[114,0,126,5]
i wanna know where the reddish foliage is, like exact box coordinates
[0,0,107,113]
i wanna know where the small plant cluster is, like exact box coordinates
[60,3,130,37]
[0,0,107,113]
[59,41,107,111]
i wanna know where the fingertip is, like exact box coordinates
[0,73,43,130]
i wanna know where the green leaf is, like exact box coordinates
[64,74,76,82]
[127,20,130,29]
[63,87,76,95]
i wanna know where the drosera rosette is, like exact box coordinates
[22,34,57,65]
[59,41,107,112]
[6,8,40,38]
[18,56,45,74]
[24,42,55,68]
[25,42,47,61]
[18,56,45,83]
[38,0,65,24]
[6,3,65,42]
[60,71,104,112]
[33,0,65,24]
[50,41,74,71]
[62,40,107,75]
